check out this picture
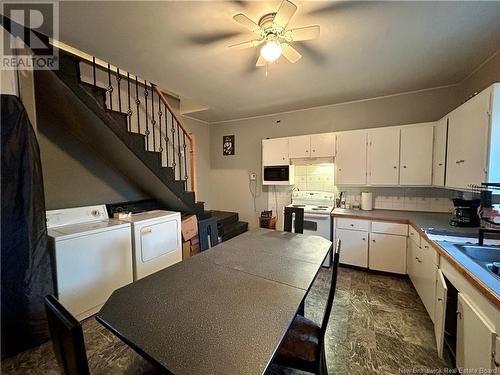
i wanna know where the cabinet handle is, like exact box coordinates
[438,163,443,166]
[362,238,366,241]
[415,257,422,263]
[350,224,354,227]
[372,239,376,243]
[437,297,443,302]
[456,159,465,164]
[141,228,152,235]
[456,310,462,319]
[306,150,309,153]
[393,166,397,169]
[403,165,407,169]
[338,168,342,171]
[312,149,316,152]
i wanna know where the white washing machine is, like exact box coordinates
[46,205,133,321]
[117,210,182,280]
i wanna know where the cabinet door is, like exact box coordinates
[289,135,310,159]
[336,228,368,267]
[368,233,407,274]
[336,131,367,185]
[446,88,491,189]
[311,133,335,158]
[420,240,436,322]
[433,117,448,187]
[456,293,496,370]
[434,269,448,359]
[368,127,400,185]
[262,138,289,166]
[400,124,434,186]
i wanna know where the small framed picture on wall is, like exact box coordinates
[223,135,235,156]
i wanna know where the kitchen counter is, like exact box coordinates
[331,208,500,308]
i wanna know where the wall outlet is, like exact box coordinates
[249,172,257,181]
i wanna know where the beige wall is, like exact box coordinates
[182,116,211,206]
[205,54,500,228]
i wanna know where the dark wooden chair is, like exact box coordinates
[198,216,219,251]
[284,206,304,234]
[274,239,341,375]
[44,295,90,375]
[44,295,160,375]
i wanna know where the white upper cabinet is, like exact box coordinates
[400,123,434,186]
[432,117,448,187]
[446,87,491,189]
[335,130,367,185]
[310,133,335,158]
[289,133,335,159]
[368,127,400,185]
[262,138,289,166]
[288,135,310,159]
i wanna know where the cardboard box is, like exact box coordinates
[181,214,198,241]
[182,236,201,260]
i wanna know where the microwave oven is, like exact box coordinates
[263,165,294,185]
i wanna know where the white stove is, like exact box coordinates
[285,191,335,267]
[288,191,335,215]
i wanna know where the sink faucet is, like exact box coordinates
[478,228,500,246]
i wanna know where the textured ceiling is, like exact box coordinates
[57,1,500,122]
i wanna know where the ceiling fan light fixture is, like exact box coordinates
[260,40,282,62]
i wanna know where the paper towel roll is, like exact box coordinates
[361,192,373,211]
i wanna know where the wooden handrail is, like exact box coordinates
[153,85,197,197]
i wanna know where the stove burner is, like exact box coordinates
[292,204,306,208]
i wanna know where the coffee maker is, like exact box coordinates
[449,198,481,227]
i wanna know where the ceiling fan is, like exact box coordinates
[229,0,320,66]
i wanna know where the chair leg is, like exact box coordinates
[298,301,305,316]
[316,344,328,375]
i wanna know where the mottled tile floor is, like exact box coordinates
[2,267,450,374]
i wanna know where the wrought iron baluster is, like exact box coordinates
[144,81,149,150]
[127,72,131,131]
[165,108,170,167]
[116,68,122,112]
[92,56,96,87]
[171,117,176,178]
[135,76,140,133]
[151,83,156,152]
[158,99,163,160]
[177,122,182,181]
[107,63,113,110]
[183,132,188,186]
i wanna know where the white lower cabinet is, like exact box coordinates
[434,269,448,359]
[456,293,496,370]
[336,219,407,273]
[336,228,369,268]
[368,233,407,274]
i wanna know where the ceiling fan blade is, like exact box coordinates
[288,25,320,42]
[256,55,266,66]
[282,44,302,63]
[273,0,298,29]
[228,39,263,50]
[233,13,261,33]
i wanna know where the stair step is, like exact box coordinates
[209,210,239,226]
[221,221,248,242]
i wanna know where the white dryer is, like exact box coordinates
[47,205,133,321]
[117,210,182,280]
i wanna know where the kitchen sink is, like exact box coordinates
[454,244,500,278]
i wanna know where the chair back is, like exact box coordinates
[283,207,304,234]
[44,295,90,375]
[319,239,341,339]
[198,217,219,251]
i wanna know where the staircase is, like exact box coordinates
[209,211,249,242]
[52,49,204,216]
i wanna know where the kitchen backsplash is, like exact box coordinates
[293,164,335,192]
[268,163,458,214]
[338,187,455,213]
